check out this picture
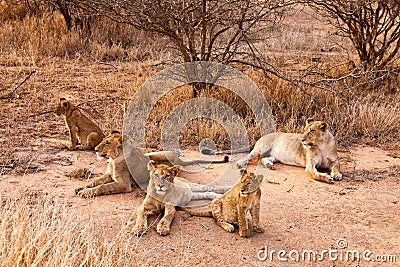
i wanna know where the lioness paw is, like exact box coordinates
[261,158,274,169]
[74,187,84,194]
[76,189,95,198]
[156,222,170,236]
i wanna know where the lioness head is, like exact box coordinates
[55,98,74,116]
[239,169,263,197]
[147,161,180,196]
[301,118,329,147]
[95,130,122,159]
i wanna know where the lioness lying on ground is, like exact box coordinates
[236,119,342,184]
[184,169,265,237]
[55,98,105,150]
[74,131,229,197]
[133,161,230,236]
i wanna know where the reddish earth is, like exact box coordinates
[1,139,400,266]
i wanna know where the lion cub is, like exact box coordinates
[237,119,342,184]
[184,169,265,238]
[133,161,230,236]
[55,98,104,150]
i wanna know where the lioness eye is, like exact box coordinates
[309,129,315,133]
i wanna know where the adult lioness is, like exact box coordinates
[55,98,105,150]
[74,131,229,197]
[236,119,342,184]
[133,161,231,236]
[184,169,265,238]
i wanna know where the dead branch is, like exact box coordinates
[28,110,54,118]
[0,70,37,100]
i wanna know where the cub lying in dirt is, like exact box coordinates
[236,119,342,184]
[55,98,104,150]
[184,169,265,238]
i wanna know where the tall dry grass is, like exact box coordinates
[0,193,141,266]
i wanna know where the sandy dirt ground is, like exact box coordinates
[1,138,399,267]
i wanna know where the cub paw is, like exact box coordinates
[331,172,343,181]
[239,229,251,238]
[221,222,235,233]
[133,225,147,236]
[253,225,265,233]
[156,222,171,236]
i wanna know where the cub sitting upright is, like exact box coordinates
[55,98,105,150]
[184,169,265,238]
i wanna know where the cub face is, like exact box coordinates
[147,161,180,196]
[239,169,263,197]
[95,131,122,159]
[301,118,328,147]
[54,98,73,116]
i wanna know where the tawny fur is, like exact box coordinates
[236,119,342,184]
[74,131,230,198]
[55,98,105,150]
[132,161,230,236]
[184,169,265,238]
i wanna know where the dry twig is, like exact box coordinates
[0,70,37,100]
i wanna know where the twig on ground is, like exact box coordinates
[286,185,294,192]
[200,223,209,230]
[0,70,37,100]
[28,110,54,117]
[264,178,280,185]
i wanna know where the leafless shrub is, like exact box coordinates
[308,0,400,70]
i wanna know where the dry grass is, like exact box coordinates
[0,192,140,267]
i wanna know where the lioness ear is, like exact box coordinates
[240,169,247,175]
[318,122,328,132]
[169,165,181,178]
[306,118,314,125]
[147,160,157,171]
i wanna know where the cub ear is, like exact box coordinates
[147,160,157,171]
[169,165,181,178]
[306,118,314,125]
[240,169,247,175]
[114,135,123,145]
[59,97,66,101]
[318,122,328,132]
[111,130,121,134]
